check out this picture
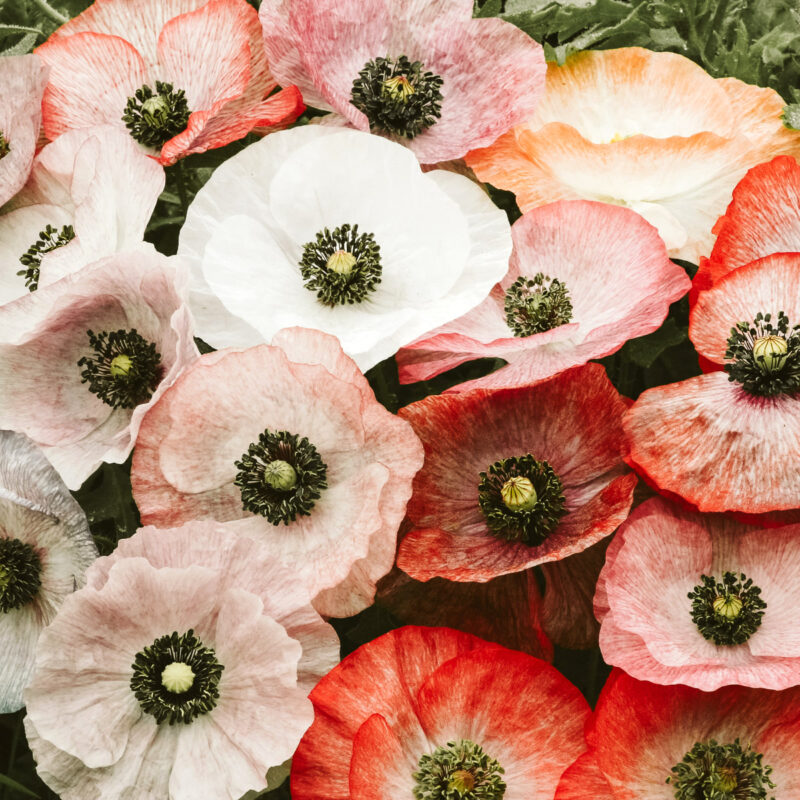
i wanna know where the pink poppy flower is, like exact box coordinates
[35,0,304,165]
[0,430,96,713]
[0,54,48,206]
[0,125,164,305]
[131,327,424,617]
[625,252,800,514]
[566,670,800,799]
[0,251,197,489]
[597,496,800,690]
[695,155,800,295]
[291,626,590,800]
[396,363,636,583]
[25,555,314,799]
[258,0,545,163]
[397,200,689,390]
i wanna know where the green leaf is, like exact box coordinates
[624,318,688,369]
[476,0,503,17]
[0,774,40,799]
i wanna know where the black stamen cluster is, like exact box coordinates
[413,739,506,800]
[689,572,766,646]
[0,537,42,613]
[122,81,190,149]
[503,274,573,337]
[17,224,75,291]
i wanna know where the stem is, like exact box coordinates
[30,0,68,25]
[175,159,189,217]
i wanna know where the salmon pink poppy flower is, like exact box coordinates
[625,253,800,514]
[397,200,689,390]
[0,54,48,205]
[291,626,590,800]
[0,125,164,305]
[0,430,96,713]
[397,363,636,583]
[259,0,545,163]
[0,251,197,489]
[25,555,314,799]
[35,0,304,165]
[466,47,800,262]
[568,670,800,799]
[130,327,424,618]
[597,496,800,691]
[695,155,800,295]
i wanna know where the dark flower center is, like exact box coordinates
[478,454,567,546]
[130,629,223,725]
[0,131,9,159]
[351,54,444,139]
[725,311,800,396]
[77,329,163,409]
[17,224,76,292]
[688,571,766,646]
[0,537,42,613]
[299,223,382,306]
[234,429,327,525]
[122,81,191,149]
[667,739,775,799]
[413,739,506,800]
[504,274,573,337]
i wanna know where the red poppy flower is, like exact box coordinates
[625,253,800,514]
[291,626,590,800]
[563,670,800,799]
[35,0,303,165]
[397,363,636,582]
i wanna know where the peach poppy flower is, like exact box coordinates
[466,47,800,263]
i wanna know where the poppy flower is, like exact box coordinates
[567,669,800,798]
[695,155,800,295]
[291,626,590,800]
[130,327,424,617]
[597,496,800,690]
[0,251,197,489]
[466,47,800,262]
[35,0,304,165]
[397,200,689,390]
[397,363,636,582]
[259,0,545,163]
[178,126,511,370]
[0,125,164,305]
[0,430,96,713]
[625,252,800,514]
[0,54,48,206]
[25,555,314,799]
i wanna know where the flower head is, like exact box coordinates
[0,54,48,206]
[259,0,545,163]
[131,327,424,617]
[0,430,96,713]
[0,252,198,489]
[178,126,512,370]
[397,200,689,390]
[397,363,636,582]
[291,626,590,800]
[466,48,800,262]
[35,0,304,165]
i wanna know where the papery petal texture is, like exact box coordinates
[466,48,800,262]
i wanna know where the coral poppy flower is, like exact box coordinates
[597,496,800,690]
[0,252,197,489]
[566,670,800,799]
[555,753,614,800]
[131,327,424,617]
[466,47,800,262]
[397,363,636,583]
[25,556,314,799]
[625,253,800,514]
[695,155,800,295]
[0,54,48,206]
[397,200,688,390]
[259,0,545,163]
[0,430,96,713]
[35,0,304,165]
[291,626,590,800]
[0,125,164,305]
[87,522,340,693]
[178,126,511,370]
